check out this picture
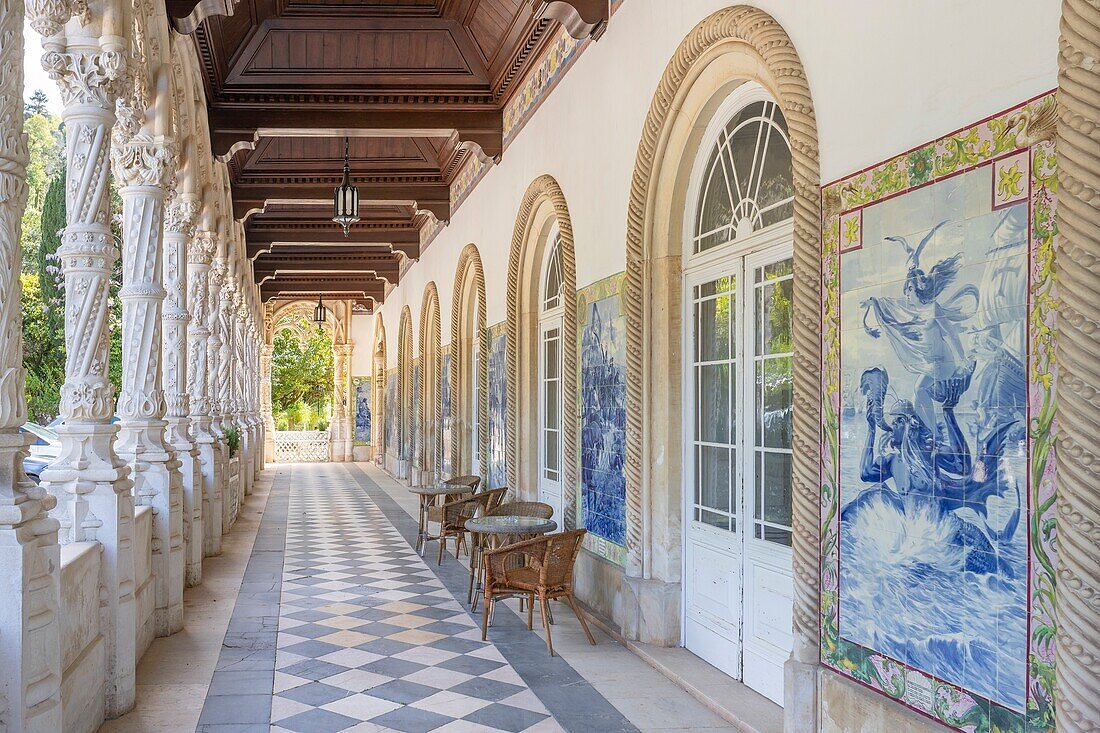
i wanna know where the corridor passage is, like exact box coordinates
[179,463,743,733]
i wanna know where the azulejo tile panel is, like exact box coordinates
[820,92,1058,732]
[385,371,398,455]
[576,275,628,563]
[488,325,508,489]
[353,376,372,445]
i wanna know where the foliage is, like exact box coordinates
[21,273,65,423]
[271,320,334,430]
[223,424,241,458]
[20,112,63,274]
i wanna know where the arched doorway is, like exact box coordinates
[397,305,415,481]
[507,175,578,526]
[621,6,821,717]
[451,244,489,479]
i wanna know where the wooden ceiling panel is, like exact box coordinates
[468,0,522,64]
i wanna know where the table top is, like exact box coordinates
[465,515,557,535]
[409,484,465,497]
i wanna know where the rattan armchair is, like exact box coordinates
[436,487,507,565]
[425,475,482,537]
[480,529,596,656]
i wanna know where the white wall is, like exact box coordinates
[374,0,1058,368]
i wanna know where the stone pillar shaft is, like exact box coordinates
[1056,4,1100,731]
[39,38,137,718]
[163,194,201,586]
[0,5,62,729]
[189,234,220,555]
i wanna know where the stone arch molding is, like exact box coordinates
[372,313,387,463]
[397,305,415,476]
[506,174,578,525]
[450,244,489,479]
[621,4,821,714]
[417,282,442,484]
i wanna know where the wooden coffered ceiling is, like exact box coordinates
[168,0,609,312]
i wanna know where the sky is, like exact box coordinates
[23,20,65,116]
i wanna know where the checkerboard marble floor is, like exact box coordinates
[269,465,565,733]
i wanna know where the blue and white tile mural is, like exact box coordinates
[580,294,627,546]
[385,373,397,454]
[354,378,371,444]
[441,352,453,477]
[487,332,508,489]
[837,167,1029,711]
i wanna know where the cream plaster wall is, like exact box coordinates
[372,0,1058,363]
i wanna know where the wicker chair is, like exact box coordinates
[425,475,482,542]
[480,529,596,656]
[489,501,552,520]
[465,495,547,603]
[436,487,506,565]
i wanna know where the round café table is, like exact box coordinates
[409,484,465,556]
[464,515,557,620]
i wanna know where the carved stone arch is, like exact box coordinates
[621,6,821,720]
[397,305,415,479]
[450,244,489,480]
[506,175,578,524]
[417,282,442,485]
[372,314,387,463]
[267,299,342,346]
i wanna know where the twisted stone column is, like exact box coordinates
[188,233,220,555]
[333,342,352,462]
[0,5,62,728]
[216,271,237,528]
[207,258,227,531]
[163,192,201,586]
[1056,5,1100,731]
[112,125,184,637]
[39,38,138,718]
[235,300,253,494]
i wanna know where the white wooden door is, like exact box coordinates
[538,319,564,522]
[684,245,794,706]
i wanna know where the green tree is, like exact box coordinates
[24,90,50,118]
[21,273,65,423]
[21,112,62,273]
[271,321,334,430]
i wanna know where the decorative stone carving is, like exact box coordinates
[37,33,138,720]
[0,5,63,728]
[417,284,441,482]
[1056,6,1100,731]
[449,244,488,479]
[187,230,220,555]
[506,175,578,529]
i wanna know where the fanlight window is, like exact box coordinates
[543,234,564,310]
[694,100,793,254]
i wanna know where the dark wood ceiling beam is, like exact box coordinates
[533,0,608,41]
[247,227,421,246]
[247,241,421,260]
[253,259,402,284]
[233,181,450,223]
[260,279,387,301]
[209,108,503,163]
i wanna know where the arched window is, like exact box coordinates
[681,83,795,705]
[543,235,564,310]
[693,99,793,253]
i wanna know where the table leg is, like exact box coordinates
[416,497,428,556]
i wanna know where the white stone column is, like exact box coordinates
[1056,5,1100,731]
[112,108,184,636]
[334,342,354,462]
[200,250,224,553]
[38,32,138,718]
[163,192,201,586]
[186,230,218,557]
[260,341,275,463]
[0,5,63,729]
[215,263,235,531]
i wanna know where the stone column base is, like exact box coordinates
[618,576,681,647]
[785,656,819,732]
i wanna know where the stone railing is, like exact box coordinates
[274,430,331,463]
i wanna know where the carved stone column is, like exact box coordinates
[216,267,236,530]
[188,233,220,556]
[112,121,184,637]
[332,342,349,462]
[260,341,275,463]
[163,192,201,586]
[39,39,137,718]
[1056,7,1100,731]
[0,6,63,729]
[236,299,253,496]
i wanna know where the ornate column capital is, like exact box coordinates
[42,48,126,109]
[26,0,76,39]
[166,194,200,238]
[112,135,177,190]
[188,230,216,265]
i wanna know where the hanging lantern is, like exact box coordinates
[332,136,360,236]
[313,295,326,324]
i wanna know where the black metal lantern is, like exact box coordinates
[313,295,326,324]
[332,137,359,236]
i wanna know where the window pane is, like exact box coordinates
[760,356,792,449]
[696,291,733,362]
[544,332,560,378]
[759,276,793,355]
[696,363,731,444]
[545,379,560,429]
[545,428,560,473]
[699,509,731,532]
[696,444,732,515]
[695,156,734,249]
[760,451,792,528]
